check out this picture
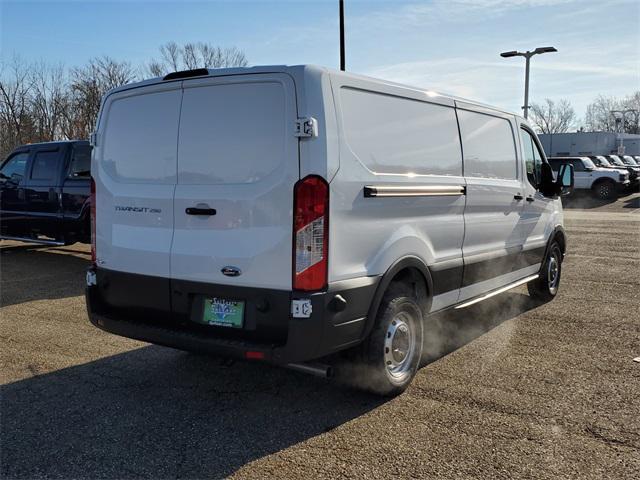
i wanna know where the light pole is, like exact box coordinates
[610,109,640,154]
[339,0,345,71]
[500,46,557,119]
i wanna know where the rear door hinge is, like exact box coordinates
[294,117,318,138]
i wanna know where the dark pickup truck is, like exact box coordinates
[0,140,91,245]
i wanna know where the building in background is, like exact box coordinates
[539,132,640,156]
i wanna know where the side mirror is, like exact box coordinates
[556,163,574,196]
[9,172,23,185]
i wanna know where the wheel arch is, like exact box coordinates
[544,225,567,263]
[362,256,433,340]
[591,176,616,188]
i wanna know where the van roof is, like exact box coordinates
[104,64,523,121]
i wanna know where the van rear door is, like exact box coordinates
[170,74,299,290]
[94,83,182,278]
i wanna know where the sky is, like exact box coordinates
[1,0,638,121]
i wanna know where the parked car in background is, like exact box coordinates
[549,156,629,199]
[621,155,639,167]
[85,65,573,396]
[0,140,92,245]
[605,155,640,188]
[589,155,617,170]
[590,156,635,179]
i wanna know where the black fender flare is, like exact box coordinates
[542,225,567,267]
[362,256,434,340]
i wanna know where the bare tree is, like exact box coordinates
[30,62,70,143]
[67,56,137,139]
[529,99,576,134]
[144,41,248,78]
[583,92,640,133]
[0,57,35,158]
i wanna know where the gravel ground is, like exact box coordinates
[1,192,639,479]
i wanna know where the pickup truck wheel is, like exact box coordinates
[528,242,562,302]
[593,180,616,200]
[344,283,423,396]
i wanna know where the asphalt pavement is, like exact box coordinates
[1,192,639,479]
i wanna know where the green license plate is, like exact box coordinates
[201,297,245,328]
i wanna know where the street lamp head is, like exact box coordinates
[533,46,557,54]
[500,50,520,58]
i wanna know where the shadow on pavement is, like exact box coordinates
[1,289,540,479]
[1,346,386,479]
[0,243,90,307]
[623,195,639,209]
[422,291,538,363]
[560,192,617,209]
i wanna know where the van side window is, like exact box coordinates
[340,88,462,176]
[520,129,543,187]
[0,152,29,183]
[458,110,517,180]
[30,150,60,181]
[69,145,92,178]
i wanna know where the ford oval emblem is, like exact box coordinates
[221,266,241,277]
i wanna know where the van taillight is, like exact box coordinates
[293,175,329,291]
[90,178,96,264]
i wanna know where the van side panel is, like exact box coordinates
[457,105,540,301]
[94,83,182,277]
[329,78,466,311]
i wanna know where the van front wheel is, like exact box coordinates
[347,285,423,396]
[528,242,563,302]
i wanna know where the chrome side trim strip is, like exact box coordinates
[364,185,466,197]
[454,274,539,309]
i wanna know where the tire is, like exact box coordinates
[343,283,424,396]
[593,180,616,200]
[528,242,563,302]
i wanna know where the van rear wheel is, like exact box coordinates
[344,283,423,396]
[528,242,562,302]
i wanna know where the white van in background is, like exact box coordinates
[85,65,573,396]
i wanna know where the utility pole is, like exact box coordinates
[500,47,557,119]
[339,0,345,71]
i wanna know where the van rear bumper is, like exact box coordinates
[85,267,379,364]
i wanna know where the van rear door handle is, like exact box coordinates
[513,194,523,200]
[186,207,217,216]
[526,196,535,202]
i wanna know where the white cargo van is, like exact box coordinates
[86,65,573,395]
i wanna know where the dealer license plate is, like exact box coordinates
[201,297,245,328]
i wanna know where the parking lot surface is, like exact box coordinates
[1,192,639,479]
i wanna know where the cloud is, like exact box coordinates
[363,52,638,117]
[351,0,579,32]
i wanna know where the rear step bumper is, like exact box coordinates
[85,268,379,364]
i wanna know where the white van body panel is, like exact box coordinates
[93,82,182,276]
[328,74,466,310]
[171,74,299,289]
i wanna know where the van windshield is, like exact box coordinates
[581,158,596,170]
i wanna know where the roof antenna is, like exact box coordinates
[339,0,346,71]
